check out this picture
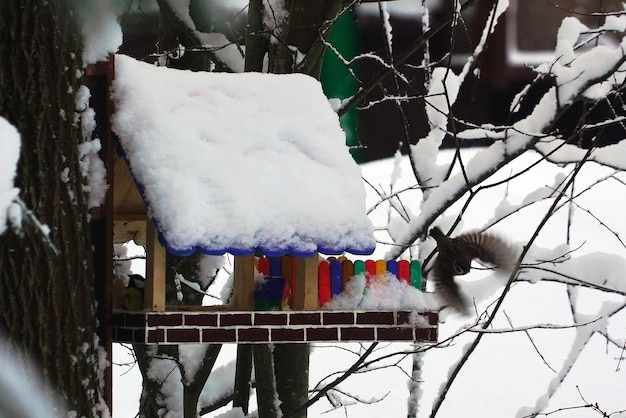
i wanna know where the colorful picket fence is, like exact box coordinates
[254,256,422,310]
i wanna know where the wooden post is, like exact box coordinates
[145,221,166,311]
[295,254,319,310]
[86,55,116,413]
[233,255,255,310]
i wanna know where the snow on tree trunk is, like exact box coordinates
[0,1,105,416]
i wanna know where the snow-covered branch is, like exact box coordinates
[389,13,626,259]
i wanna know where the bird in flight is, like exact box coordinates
[429,226,517,315]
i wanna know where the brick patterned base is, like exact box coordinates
[112,310,438,344]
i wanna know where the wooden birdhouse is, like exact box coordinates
[91,54,437,347]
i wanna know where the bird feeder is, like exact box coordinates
[91,54,438,346]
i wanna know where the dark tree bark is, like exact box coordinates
[182,344,222,418]
[0,0,103,416]
[155,0,236,72]
[262,3,342,417]
[268,0,343,77]
[135,345,164,417]
[233,344,253,413]
[254,344,280,417]
[273,343,310,418]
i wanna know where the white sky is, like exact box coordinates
[112,151,626,418]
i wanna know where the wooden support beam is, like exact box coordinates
[87,54,116,413]
[233,255,255,310]
[145,221,166,311]
[295,254,319,310]
[113,218,148,246]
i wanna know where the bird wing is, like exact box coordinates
[455,230,517,271]
[431,256,470,315]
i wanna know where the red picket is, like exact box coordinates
[365,259,376,282]
[318,260,331,306]
[257,257,269,275]
[398,260,410,283]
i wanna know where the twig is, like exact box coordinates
[429,145,595,418]
[503,310,557,373]
[285,343,378,418]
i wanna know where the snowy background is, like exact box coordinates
[113,148,626,417]
[2,0,625,417]
[108,5,626,415]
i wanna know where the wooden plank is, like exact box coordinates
[411,260,422,290]
[376,259,387,276]
[318,261,331,306]
[113,154,146,216]
[354,260,366,276]
[84,60,109,76]
[341,259,354,286]
[269,257,281,276]
[104,56,115,413]
[103,53,115,414]
[398,260,410,283]
[295,254,319,310]
[113,219,147,246]
[113,213,148,221]
[330,260,343,296]
[232,255,255,310]
[365,259,376,282]
[257,257,269,276]
[145,221,166,311]
[280,256,294,308]
[387,260,398,278]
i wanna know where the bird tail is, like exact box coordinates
[429,226,446,241]
[433,274,470,315]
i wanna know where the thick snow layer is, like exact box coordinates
[323,273,440,311]
[111,55,375,257]
[79,0,123,65]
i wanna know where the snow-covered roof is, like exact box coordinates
[110,54,375,257]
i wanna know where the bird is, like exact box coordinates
[113,273,145,311]
[429,226,517,315]
[124,274,145,311]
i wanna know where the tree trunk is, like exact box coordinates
[233,344,253,413]
[269,0,343,77]
[274,344,310,418]
[254,344,280,418]
[134,345,164,418]
[0,1,103,416]
[265,3,342,417]
[182,344,222,418]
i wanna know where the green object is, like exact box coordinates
[410,260,422,290]
[254,276,286,311]
[320,9,362,163]
[254,300,282,311]
[354,260,366,277]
